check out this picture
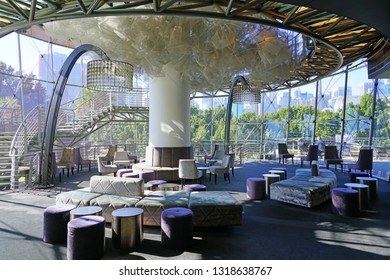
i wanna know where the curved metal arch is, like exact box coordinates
[224,75,250,153]
[40,43,109,187]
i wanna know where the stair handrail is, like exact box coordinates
[9,105,46,188]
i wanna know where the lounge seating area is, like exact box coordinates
[56,175,243,227]
[1,158,390,260]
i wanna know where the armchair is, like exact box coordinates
[204,144,220,163]
[113,151,131,168]
[100,144,117,164]
[300,145,318,167]
[178,159,203,188]
[209,154,232,184]
[348,148,373,176]
[57,147,76,177]
[73,147,92,172]
[277,143,294,164]
[50,152,62,184]
[324,145,343,171]
[97,156,118,176]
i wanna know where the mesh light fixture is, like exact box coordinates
[87,60,133,92]
[232,83,261,104]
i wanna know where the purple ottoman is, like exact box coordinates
[161,207,193,249]
[43,204,76,244]
[349,171,369,183]
[246,177,266,200]
[332,188,359,217]
[67,215,106,260]
[117,168,133,177]
[184,184,207,192]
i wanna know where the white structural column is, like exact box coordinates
[149,64,190,147]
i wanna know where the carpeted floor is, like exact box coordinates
[0,160,389,260]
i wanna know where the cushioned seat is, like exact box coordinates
[188,191,242,227]
[67,215,106,260]
[332,188,359,216]
[161,207,193,249]
[246,177,266,200]
[135,191,190,226]
[43,204,76,243]
[184,184,207,192]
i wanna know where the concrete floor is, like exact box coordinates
[1,160,390,261]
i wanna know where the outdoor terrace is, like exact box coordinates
[1,159,389,260]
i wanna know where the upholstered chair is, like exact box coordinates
[324,145,343,171]
[57,147,76,177]
[51,152,62,184]
[73,147,92,172]
[113,151,131,168]
[97,156,118,176]
[204,144,220,163]
[178,159,203,188]
[277,143,294,164]
[348,148,373,176]
[209,154,232,184]
[300,145,319,167]
[100,144,117,164]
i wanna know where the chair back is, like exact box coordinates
[324,145,340,160]
[356,149,373,170]
[51,152,60,174]
[114,151,129,161]
[278,143,289,154]
[59,147,74,163]
[105,145,117,157]
[306,145,319,161]
[214,150,225,160]
[221,155,232,169]
[73,147,81,164]
[178,159,199,179]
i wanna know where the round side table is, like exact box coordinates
[112,207,144,250]
[70,206,103,219]
[356,177,378,200]
[262,173,280,195]
[345,183,369,211]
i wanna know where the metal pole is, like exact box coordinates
[312,80,319,144]
[368,79,378,149]
[339,65,350,159]
[286,88,291,143]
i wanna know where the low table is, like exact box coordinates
[345,183,369,210]
[112,207,144,250]
[70,206,103,219]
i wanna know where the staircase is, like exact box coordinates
[0,132,13,189]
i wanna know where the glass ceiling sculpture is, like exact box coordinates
[0,1,388,91]
[44,16,301,92]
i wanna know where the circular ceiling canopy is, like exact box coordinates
[0,1,388,92]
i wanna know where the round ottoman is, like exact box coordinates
[349,171,369,183]
[67,215,106,260]
[246,177,266,200]
[270,167,288,179]
[161,207,193,249]
[184,184,207,192]
[332,188,359,217]
[43,204,76,244]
